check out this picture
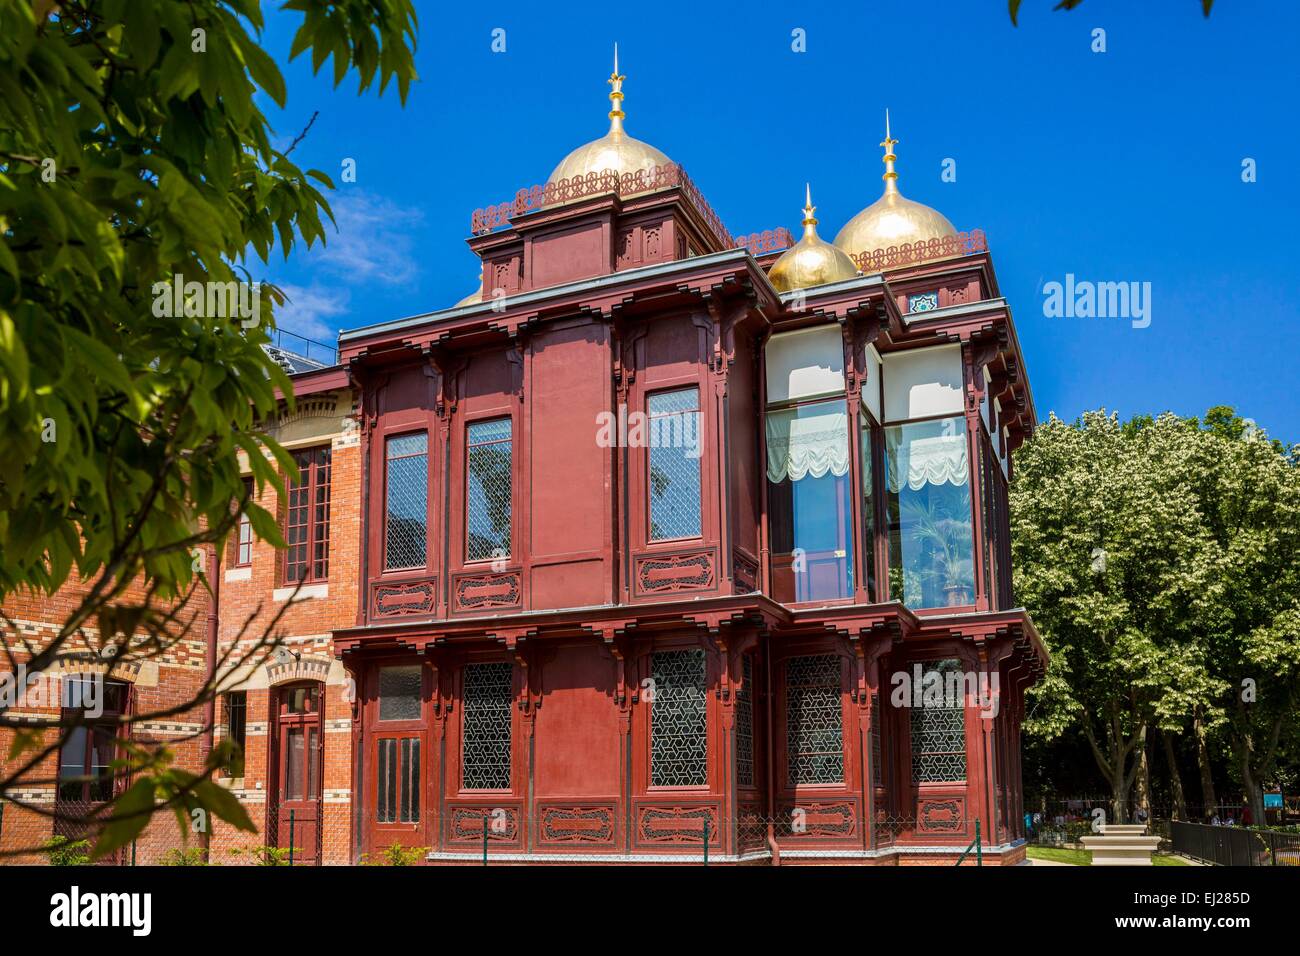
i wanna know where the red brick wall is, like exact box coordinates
[1,388,360,866]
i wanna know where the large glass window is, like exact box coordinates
[461,662,512,790]
[647,387,702,541]
[466,419,512,562]
[785,654,844,786]
[909,659,968,783]
[650,649,707,787]
[284,446,331,582]
[766,399,853,603]
[861,414,879,600]
[384,433,428,571]
[884,416,974,609]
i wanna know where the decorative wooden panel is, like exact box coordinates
[775,799,858,839]
[452,569,522,612]
[447,805,521,844]
[737,801,766,852]
[732,550,759,594]
[918,797,965,833]
[371,579,437,618]
[537,803,617,847]
[633,549,716,597]
[635,803,721,846]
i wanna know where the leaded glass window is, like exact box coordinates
[736,654,755,788]
[377,737,420,824]
[785,654,843,786]
[378,665,422,722]
[385,433,428,570]
[909,659,967,783]
[467,419,512,562]
[650,649,707,787]
[647,388,702,541]
[462,662,512,790]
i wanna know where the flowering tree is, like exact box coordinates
[1011,408,1300,824]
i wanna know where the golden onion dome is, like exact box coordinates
[768,185,860,292]
[833,111,957,264]
[545,46,671,190]
[454,268,484,307]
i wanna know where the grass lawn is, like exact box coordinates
[1027,845,1091,865]
[1026,846,1192,866]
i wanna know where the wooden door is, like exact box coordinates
[364,662,428,857]
[275,682,323,864]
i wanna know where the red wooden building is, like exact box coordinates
[309,63,1045,865]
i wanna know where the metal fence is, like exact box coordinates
[1170,821,1300,866]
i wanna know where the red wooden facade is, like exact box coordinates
[320,172,1044,865]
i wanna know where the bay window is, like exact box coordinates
[766,399,854,603]
[884,416,974,609]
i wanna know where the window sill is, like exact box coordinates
[224,566,252,582]
[272,582,329,603]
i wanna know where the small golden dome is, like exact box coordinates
[545,46,671,190]
[769,185,860,293]
[833,111,957,265]
[454,268,484,307]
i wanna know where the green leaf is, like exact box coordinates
[91,778,156,860]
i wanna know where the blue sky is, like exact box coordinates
[256,0,1300,443]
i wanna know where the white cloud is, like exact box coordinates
[315,190,423,286]
[273,282,351,344]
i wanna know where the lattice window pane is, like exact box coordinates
[378,665,422,721]
[871,691,882,787]
[648,388,702,541]
[909,659,968,783]
[650,649,707,787]
[467,419,512,562]
[785,654,844,786]
[462,662,512,790]
[385,433,428,570]
[736,654,755,788]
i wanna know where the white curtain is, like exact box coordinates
[886,430,968,493]
[766,407,849,483]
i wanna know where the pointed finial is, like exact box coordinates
[880,108,899,193]
[607,44,626,133]
[801,182,818,227]
[800,182,821,240]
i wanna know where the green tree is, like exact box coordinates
[1012,408,1300,824]
[0,0,416,858]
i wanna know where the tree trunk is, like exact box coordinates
[1193,709,1217,819]
[1134,725,1151,821]
[1161,729,1187,820]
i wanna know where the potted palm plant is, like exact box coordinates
[901,492,974,607]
